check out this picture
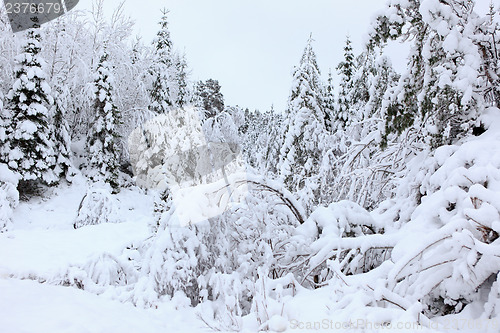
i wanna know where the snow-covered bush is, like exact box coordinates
[296,200,391,287]
[0,163,20,232]
[196,178,305,322]
[381,108,500,315]
[138,208,209,306]
[51,249,141,300]
[83,252,139,288]
[74,187,121,229]
[130,174,305,316]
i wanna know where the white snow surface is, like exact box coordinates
[0,278,207,333]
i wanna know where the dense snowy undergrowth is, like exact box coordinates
[1,109,500,332]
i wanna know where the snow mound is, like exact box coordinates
[74,188,122,229]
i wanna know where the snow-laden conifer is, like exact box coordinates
[1,28,58,186]
[87,49,121,192]
[279,36,329,211]
[149,10,176,113]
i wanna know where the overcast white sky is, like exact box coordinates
[78,0,400,111]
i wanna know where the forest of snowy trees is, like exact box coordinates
[1,0,500,332]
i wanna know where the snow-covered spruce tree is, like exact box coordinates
[362,52,400,122]
[241,107,286,176]
[350,51,376,120]
[50,81,73,181]
[261,108,285,175]
[194,79,225,119]
[317,52,366,206]
[279,36,329,211]
[336,48,385,143]
[86,50,121,192]
[369,0,495,148]
[334,36,356,131]
[0,27,58,189]
[174,53,190,107]
[241,108,271,171]
[149,9,176,114]
[322,70,335,132]
[322,52,401,209]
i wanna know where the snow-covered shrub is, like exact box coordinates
[382,109,500,315]
[83,252,139,288]
[295,200,391,287]
[196,178,305,323]
[74,187,121,229]
[202,107,240,145]
[140,210,209,306]
[131,174,305,316]
[248,271,304,332]
[0,163,20,232]
[50,249,141,301]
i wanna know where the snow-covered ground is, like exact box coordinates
[0,278,206,333]
[1,176,150,278]
[0,175,208,333]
